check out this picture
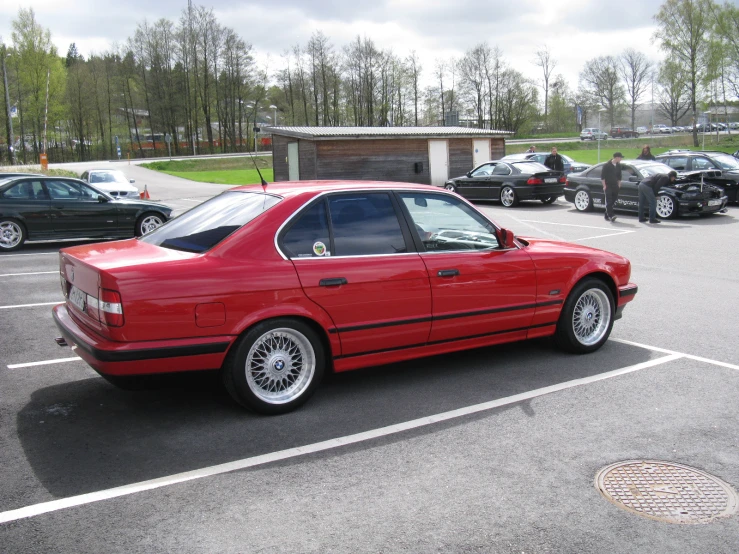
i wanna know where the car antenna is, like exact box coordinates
[248,152,268,189]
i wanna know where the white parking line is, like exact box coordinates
[7,357,80,369]
[509,216,565,241]
[0,353,682,525]
[514,219,636,242]
[0,301,62,309]
[611,338,739,371]
[0,271,58,277]
[179,198,205,202]
[518,220,620,231]
[0,252,57,258]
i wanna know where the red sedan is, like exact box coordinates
[53,181,637,414]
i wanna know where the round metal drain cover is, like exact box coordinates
[595,460,738,524]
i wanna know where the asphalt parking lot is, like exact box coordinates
[1,165,738,553]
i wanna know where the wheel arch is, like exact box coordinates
[579,271,618,305]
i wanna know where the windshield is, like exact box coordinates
[141,190,282,253]
[634,163,672,178]
[90,171,129,184]
[710,154,739,170]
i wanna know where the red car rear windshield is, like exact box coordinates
[141,190,282,253]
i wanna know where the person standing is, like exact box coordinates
[601,152,624,222]
[527,145,536,153]
[637,145,655,160]
[544,146,564,171]
[638,170,676,223]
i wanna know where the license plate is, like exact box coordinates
[545,178,557,183]
[708,199,721,206]
[69,286,86,312]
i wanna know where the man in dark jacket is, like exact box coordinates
[638,170,677,223]
[601,152,623,221]
[544,147,564,171]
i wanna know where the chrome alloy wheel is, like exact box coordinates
[500,186,515,207]
[656,195,674,219]
[574,190,591,211]
[0,221,22,250]
[444,183,456,191]
[571,288,611,346]
[139,214,163,234]
[245,328,316,404]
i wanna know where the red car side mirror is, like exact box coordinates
[499,228,516,249]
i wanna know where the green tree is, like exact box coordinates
[11,8,66,160]
[653,0,714,146]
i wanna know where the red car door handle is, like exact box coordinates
[437,269,459,277]
[319,278,348,287]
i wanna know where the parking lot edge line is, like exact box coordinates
[0,271,58,277]
[0,353,681,526]
[7,357,81,369]
[0,302,63,310]
[611,338,739,370]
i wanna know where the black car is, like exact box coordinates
[501,153,591,175]
[442,161,565,207]
[564,160,728,219]
[0,175,172,252]
[655,151,739,203]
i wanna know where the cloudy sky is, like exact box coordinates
[1,0,668,90]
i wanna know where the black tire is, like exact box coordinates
[444,183,456,193]
[222,318,325,415]
[573,189,593,212]
[0,218,27,252]
[541,196,557,204]
[555,278,615,354]
[500,185,519,207]
[655,194,677,219]
[135,212,166,236]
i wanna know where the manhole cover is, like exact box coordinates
[595,460,738,524]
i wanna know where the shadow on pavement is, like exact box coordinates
[13,339,658,503]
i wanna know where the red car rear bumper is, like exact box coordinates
[53,304,235,376]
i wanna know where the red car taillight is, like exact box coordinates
[99,289,124,327]
[527,177,544,185]
[559,175,567,183]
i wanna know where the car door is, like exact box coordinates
[282,191,432,357]
[397,191,537,344]
[616,165,639,211]
[489,163,513,199]
[581,165,607,209]
[455,163,495,200]
[0,179,53,238]
[45,179,119,237]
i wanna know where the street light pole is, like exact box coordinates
[598,109,607,164]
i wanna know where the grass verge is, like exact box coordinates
[0,165,78,178]
[164,168,274,185]
[142,156,274,185]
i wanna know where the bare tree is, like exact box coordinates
[534,45,556,130]
[657,58,691,124]
[406,51,421,125]
[580,56,625,128]
[619,49,652,130]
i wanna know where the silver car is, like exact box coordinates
[580,128,608,141]
[80,169,139,197]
